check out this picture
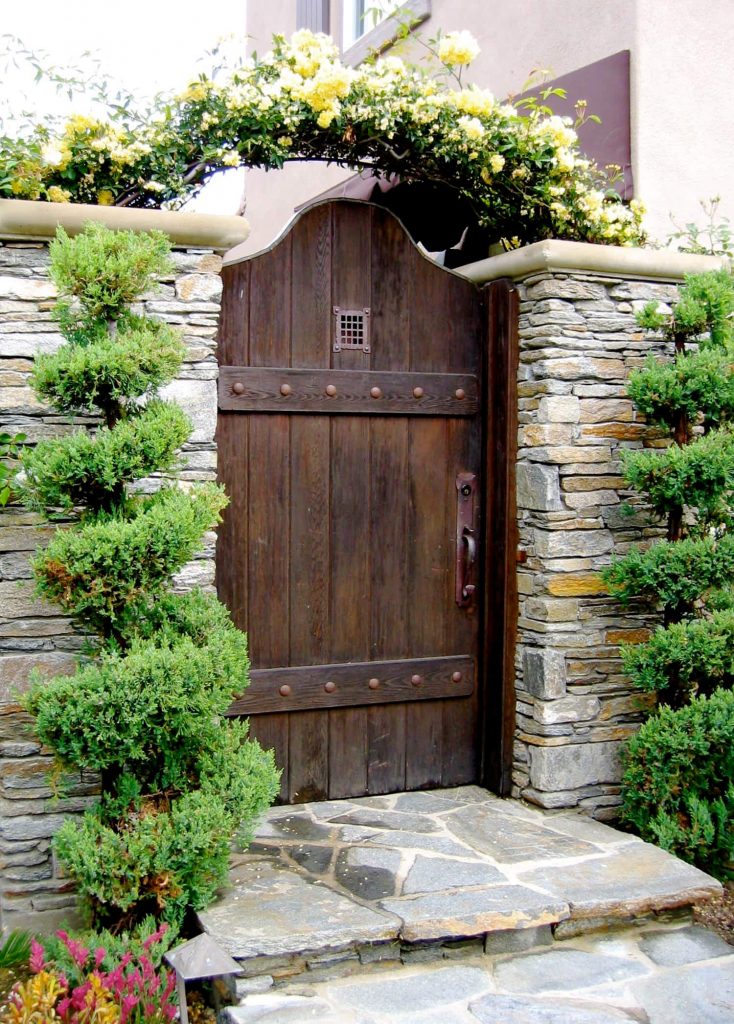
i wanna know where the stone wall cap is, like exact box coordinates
[0,198,250,253]
[457,238,729,285]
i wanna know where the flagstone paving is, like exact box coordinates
[200,787,731,1019]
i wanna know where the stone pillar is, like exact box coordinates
[0,201,248,931]
[464,241,726,819]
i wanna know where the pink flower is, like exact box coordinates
[29,938,46,973]
[94,946,107,969]
[142,923,168,951]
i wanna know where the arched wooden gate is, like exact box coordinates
[216,200,516,802]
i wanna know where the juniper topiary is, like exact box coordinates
[21,223,280,929]
[603,267,734,876]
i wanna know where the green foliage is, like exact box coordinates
[32,320,184,414]
[620,426,734,531]
[668,197,733,258]
[0,431,26,506]
[621,689,734,878]
[603,535,734,614]
[628,347,734,434]
[49,224,172,334]
[0,932,31,970]
[32,485,227,636]
[21,401,191,514]
[622,610,734,701]
[26,593,249,787]
[20,223,279,929]
[611,270,734,877]
[636,269,734,350]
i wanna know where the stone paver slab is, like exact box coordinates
[630,962,734,1023]
[402,855,505,895]
[223,995,354,1022]
[493,947,648,994]
[256,814,335,842]
[446,803,600,863]
[368,830,482,859]
[330,965,493,1015]
[335,847,403,900]
[469,993,638,1023]
[380,885,568,941]
[326,808,441,833]
[517,842,722,918]
[199,861,399,959]
[638,926,733,967]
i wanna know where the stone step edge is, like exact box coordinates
[219,905,695,987]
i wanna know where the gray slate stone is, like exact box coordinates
[402,855,505,895]
[492,948,647,994]
[335,847,402,900]
[327,808,441,834]
[638,926,733,967]
[380,885,568,941]
[199,861,400,959]
[630,962,734,1023]
[222,995,346,1022]
[469,993,636,1023]
[446,803,598,863]
[330,965,493,1015]
[517,842,721,918]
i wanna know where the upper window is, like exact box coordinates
[343,0,400,49]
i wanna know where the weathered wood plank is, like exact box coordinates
[219,367,478,415]
[287,203,332,802]
[228,656,474,714]
[328,203,372,798]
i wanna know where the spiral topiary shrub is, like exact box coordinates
[604,268,734,877]
[620,689,734,878]
[21,223,280,929]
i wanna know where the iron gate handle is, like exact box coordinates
[456,472,478,608]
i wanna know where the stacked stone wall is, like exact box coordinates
[0,239,223,931]
[512,270,679,819]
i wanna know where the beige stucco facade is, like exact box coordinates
[240,0,734,257]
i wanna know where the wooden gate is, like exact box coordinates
[216,200,516,802]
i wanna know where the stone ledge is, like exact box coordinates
[459,238,728,285]
[0,199,250,253]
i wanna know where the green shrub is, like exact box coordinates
[621,611,734,701]
[49,224,173,335]
[21,224,279,929]
[620,426,734,533]
[604,534,734,613]
[32,320,185,416]
[21,401,191,513]
[621,689,734,878]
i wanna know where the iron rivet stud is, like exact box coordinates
[368,677,380,690]
[452,671,463,683]
[324,681,336,693]
[325,384,337,397]
[279,684,292,697]
[370,386,382,399]
[411,674,422,686]
[455,388,466,400]
[280,383,292,396]
[232,382,245,395]
[413,386,424,399]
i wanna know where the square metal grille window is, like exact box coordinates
[333,306,371,352]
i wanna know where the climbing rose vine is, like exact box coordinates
[1,29,645,247]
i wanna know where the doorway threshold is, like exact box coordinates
[199,787,720,981]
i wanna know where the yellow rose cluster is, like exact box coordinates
[2,26,646,247]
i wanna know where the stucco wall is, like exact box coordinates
[241,0,734,254]
[0,237,224,932]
